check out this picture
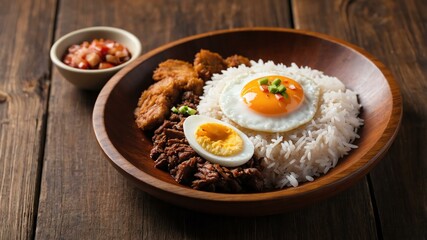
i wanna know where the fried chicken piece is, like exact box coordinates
[135,59,205,131]
[153,59,198,81]
[225,55,251,68]
[135,51,250,131]
[194,49,227,81]
[134,78,180,130]
[153,59,204,95]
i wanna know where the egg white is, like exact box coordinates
[219,71,320,133]
[183,115,254,167]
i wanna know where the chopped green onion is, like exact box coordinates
[268,85,278,94]
[277,84,286,93]
[187,107,197,115]
[258,78,269,85]
[272,78,281,86]
[282,91,289,99]
[173,105,198,115]
[178,105,188,114]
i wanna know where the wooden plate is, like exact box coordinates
[93,28,402,216]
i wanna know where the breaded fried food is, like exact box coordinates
[153,59,204,95]
[153,59,197,81]
[135,51,251,131]
[194,49,227,81]
[134,78,180,130]
[225,55,251,68]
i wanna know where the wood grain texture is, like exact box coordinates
[4,0,424,238]
[0,0,55,239]
[35,0,292,239]
[33,0,393,239]
[293,0,426,239]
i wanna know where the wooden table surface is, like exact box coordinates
[0,0,425,239]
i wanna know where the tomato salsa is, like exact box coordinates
[63,39,131,69]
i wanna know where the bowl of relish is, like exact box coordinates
[50,26,141,90]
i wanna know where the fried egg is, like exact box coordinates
[183,115,254,167]
[219,72,320,132]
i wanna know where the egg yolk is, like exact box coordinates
[195,122,243,156]
[240,75,304,116]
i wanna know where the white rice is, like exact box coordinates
[197,60,364,188]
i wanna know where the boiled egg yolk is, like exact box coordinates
[240,75,304,116]
[195,122,243,156]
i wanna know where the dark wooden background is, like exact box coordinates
[0,0,425,239]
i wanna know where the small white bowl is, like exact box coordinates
[50,26,142,90]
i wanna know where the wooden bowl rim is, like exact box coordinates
[93,27,402,203]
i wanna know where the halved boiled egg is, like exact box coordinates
[183,115,254,167]
[219,73,320,132]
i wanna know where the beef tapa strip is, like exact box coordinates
[150,92,264,193]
